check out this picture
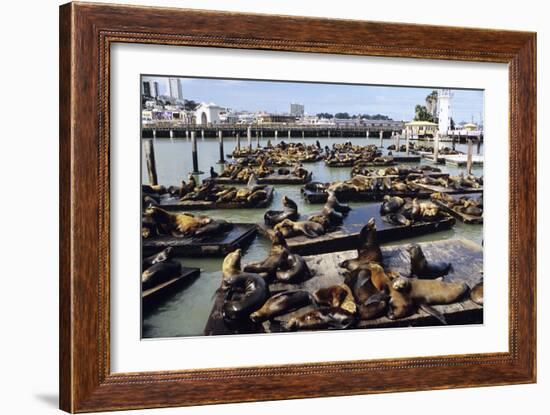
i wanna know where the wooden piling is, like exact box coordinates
[217,130,225,163]
[256,130,260,148]
[247,126,252,148]
[144,139,158,186]
[405,129,410,155]
[396,132,400,151]
[434,132,440,162]
[467,139,473,174]
[191,131,200,174]
[476,138,481,155]
[288,130,291,141]
[201,129,205,140]
[236,132,241,151]
[379,130,383,148]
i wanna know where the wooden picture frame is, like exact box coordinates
[59,2,536,412]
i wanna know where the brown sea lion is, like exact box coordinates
[380,195,405,215]
[284,307,356,331]
[339,218,383,272]
[313,284,356,314]
[407,244,453,279]
[326,190,351,214]
[142,260,182,290]
[243,230,289,277]
[273,219,325,238]
[249,290,312,323]
[193,219,233,237]
[264,195,299,227]
[470,281,484,305]
[357,291,389,320]
[221,249,265,289]
[144,207,212,237]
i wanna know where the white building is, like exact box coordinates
[290,103,305,117]
[195,103,224,125]
[437,89,452,135]
[141,79,159,98]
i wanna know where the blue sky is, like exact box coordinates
[145,76,484,124]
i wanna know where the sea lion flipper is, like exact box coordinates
[419,303,447,325]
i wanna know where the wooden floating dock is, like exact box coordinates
[422,153,484,167]
[158,186,274,211]
[387,154,421,163]
[431,194,483,224]
[207,172,312,185]
[301,188,432,204]
[414,183,483,195]
[204,239,482,335]
[142,224,258,257]
[142,267,201,311]
[260,203,456,256]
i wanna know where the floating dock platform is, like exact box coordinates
[204,239,482,335]
[142,267,201,311]
[142,224,258,257]
[260,203,456,256]
[414,183,483,195]
[158,186,274,211]
[301,188,432,204]
[208,172,312,185]
[431,193,483,224]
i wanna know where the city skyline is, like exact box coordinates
[142,76,484,124]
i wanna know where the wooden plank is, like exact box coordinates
[204,240,483,335]
[301,188,433,203]
[415,183,483,195]
[142,224,258,257]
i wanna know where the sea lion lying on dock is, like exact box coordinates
[250,290,313,323]
[264,195,299,227]
[142,260,182,290]
[273,218,325,238]
[222,273,269,322]
[313,284,356,314]
[284,307,356,331]
[470,281,484,305]
[222,248,267,289]
[144,207,212,237]
[407,244,453,279]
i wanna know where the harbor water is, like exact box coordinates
[141,136,483,338]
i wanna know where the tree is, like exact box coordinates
[316,112,333,119]
[335,112,350,119]
[414,105,436,122]
[183,99,199,111]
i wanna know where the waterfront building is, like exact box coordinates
[290,103,305,117]
[404,120,438,138]
[195,103,224,125]
[257,113,297,124]
[141,79,159,98]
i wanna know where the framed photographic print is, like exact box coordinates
[59,2,536,412]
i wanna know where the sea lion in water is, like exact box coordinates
[264,195,299,227]
[339,218,383,272]
[284,307,356,331]
[222,274,269,321]
[470,281,483,305]
[243,230,289,277]
[142,260,182,290]
[313,284,356,314]
[276,253,311,283]
[249,290,312,323]
[142,247,174,269]
[407,244,453,279]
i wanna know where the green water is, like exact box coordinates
[141,136,483,338]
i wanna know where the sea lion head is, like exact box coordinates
[270,230,289,248]
[406,244,424,260]
[223,249,242,277]
[392,277,411,293]
[358,218,376,241]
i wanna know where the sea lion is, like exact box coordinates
[144,207,212,237]
[209,166,219,178]
[326,191,351,214]
[193,219,233,237]
[357,291,389,320]
[273,219,325,238]
[470,281,484,305]
[249,290,312,323]
[284,307,356,331]
[340,218,384,272]
[243,230,289,277]
[382,213,411,227]
[222,274,269,321]
[221,249,265,289]
[142,247,174,269]
[389,276,468,323]
[380,195,405,214]
[313,284,356,314]
[276,253,311,283]
[345,269,378,304]
[307,213,332,230]
[407,244,453,279]
[264,195,299,227]
[142,260,182,290]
